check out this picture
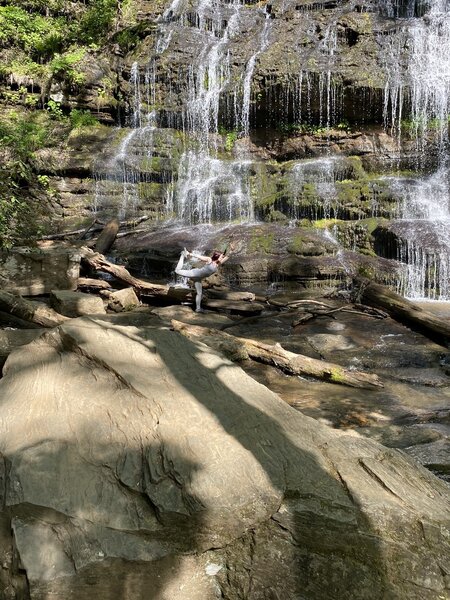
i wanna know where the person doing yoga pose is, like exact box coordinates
[175,248,229,312]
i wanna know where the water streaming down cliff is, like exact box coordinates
[384,168,450,300]
[92,63,158,219]
[90,0,450,298]
[170,0,275,223]
[380,0,450,299]
[288,157,346,221]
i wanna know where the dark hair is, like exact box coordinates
[211,250,222,262]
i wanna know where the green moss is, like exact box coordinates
[347,155,366,179]
[137,182,165,201]
[287,234,305,254]
[329,368,345,383]
[313,218,340,229]
[359,217,384,235]
[249,232,274,254]
[267,209,288,222]
[357,263,376,279]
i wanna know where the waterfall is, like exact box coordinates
[288,157,345,221]
[379,1,450,299]
[173,0,271,224]
[241,7,271,137]
[385,168,450,300]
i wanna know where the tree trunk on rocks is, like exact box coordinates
[354,277,450,346]
[171,319,383,389]
[94,218,120,254]
[0,291,68,327]
[81,247,169,296]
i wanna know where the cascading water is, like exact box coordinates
[92,63,158,220]
[380,0,450,299]
[104,0,274,226]
[288,157,346,221]
[384,168,450,300]
[171,1,275,224]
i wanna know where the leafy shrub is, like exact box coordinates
[69,109,99,128]
[50,49,86,85]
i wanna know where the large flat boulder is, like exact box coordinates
[50,290,106,317]
[0,247,81,296]
[0,313,448,599]
[0,329,45,371]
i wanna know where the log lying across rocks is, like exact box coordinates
[171,319,383,389]
[354,277,450,346]
[40,216,150,241]
[0,291,67,328]
[81,247,170,296]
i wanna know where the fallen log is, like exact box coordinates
[40,216,150,241]
[171,319,383,389]
[77,277,113,291]
[94,218,120,254]
[0,310,43,329]
[0,291,68,328]
[354,277,450,346]
[81,247,169,296]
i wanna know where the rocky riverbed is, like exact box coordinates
[0,304,449,599]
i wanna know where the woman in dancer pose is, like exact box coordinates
[175,247,229,312]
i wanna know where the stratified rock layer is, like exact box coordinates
[0,313,449,599]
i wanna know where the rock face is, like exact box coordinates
[0,248,81,296]
[50,290,106,317]
[116,222,399,289]
[0,313,449,599]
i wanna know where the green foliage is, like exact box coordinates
[279,122,330,136]
[46,99,65,120]
[0,0,119,88]
[0,5,65,60]
[50,49,86,85]
[78,0,117,45]
[0,110,50,161]
[69,109,99,128]
[224,131,238,152]
[0,110,58,247]
[37,174,49,187]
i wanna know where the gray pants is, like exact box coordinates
[175,254,206,311]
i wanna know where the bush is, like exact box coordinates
[69,109,99,128]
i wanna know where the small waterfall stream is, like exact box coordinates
[380,0,450,299]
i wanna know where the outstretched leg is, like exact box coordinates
[174,249,187,274]
[194,281,203,312]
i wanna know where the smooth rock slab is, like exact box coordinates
[0,247,80,296]
[0,329,45,371]
[50,290,106,317]
[0,313,448,599]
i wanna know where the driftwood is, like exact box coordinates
[354,277,450,346]
[40,216,150,241]
[77,277,113,291]
[81,247,169,296]
[171,319,383,389]
[94,218,120,254]
[0,291,68,328]
[0,310,43,329]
